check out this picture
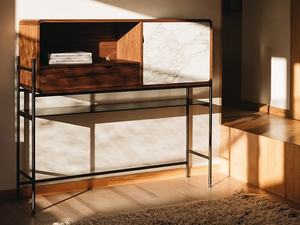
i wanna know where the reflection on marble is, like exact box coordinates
[143,22,211,85]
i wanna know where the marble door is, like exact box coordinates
[143,21,211,85]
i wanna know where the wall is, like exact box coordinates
[0,1,16,191]
[241,0,290,109]
[0,0,221,191]
[222,3,242,106]
[290,0,300,120]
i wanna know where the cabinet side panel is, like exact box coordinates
[19,24,39,89]
[117,22,143,63]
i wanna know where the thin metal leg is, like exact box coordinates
[16,56,21,201]
[31,59,36,213]
[208,84,213,187]
[186,88,190,178]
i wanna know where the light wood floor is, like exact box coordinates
[1,173,300,225]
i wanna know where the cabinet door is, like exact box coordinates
[143,21,211,85]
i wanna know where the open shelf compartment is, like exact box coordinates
[19,20,143,94]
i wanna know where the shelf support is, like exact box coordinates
[186,88,190,177]
[16,57,37,212]
[16,56,214,212]
[16,57,21,201]
[208,83,213,187]
[31,59,36,213]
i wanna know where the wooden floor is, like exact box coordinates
[1,173,300,225]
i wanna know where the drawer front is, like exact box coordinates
[39,64,141,94]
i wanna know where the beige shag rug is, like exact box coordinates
[52,190,300,225]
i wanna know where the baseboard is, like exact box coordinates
[0,165,220,201]
[258,104,290,118]
[231,100,290,118]
[0,189,16,202]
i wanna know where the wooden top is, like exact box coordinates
[19,19,213,26]
[222,106,300,146]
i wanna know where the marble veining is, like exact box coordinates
[143,22,211,85]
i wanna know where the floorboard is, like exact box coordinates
[0,173,299,225]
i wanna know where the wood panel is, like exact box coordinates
[247,131,259,187]
[19,23,40,89]
[117,22,142,62]
[257,137,285,197]
[38,61,140,94]
[229,128,249,182]
[222,125,299,202]
[219,125,230,175]
[99,42,117,59]
[285,143,300,203]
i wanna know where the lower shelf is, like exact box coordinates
[20,161,188,185]
[21,98,209,117]
[18,165,219,199]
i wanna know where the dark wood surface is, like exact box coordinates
[38,60,140,94]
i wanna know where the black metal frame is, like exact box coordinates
[16,57,213,213]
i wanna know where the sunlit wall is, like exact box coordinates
[0,0,221,191]
[242,0,290,109]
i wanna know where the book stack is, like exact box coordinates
[48,51,92,65]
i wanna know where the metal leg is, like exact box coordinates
[186,88,190,177]
[16,56,213,210]
[31,59,36,213]
[208,84,213,187]
[16,56,21,201]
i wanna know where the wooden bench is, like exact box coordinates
[220,106,300,204]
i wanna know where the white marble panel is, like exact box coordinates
[143,22,211,85]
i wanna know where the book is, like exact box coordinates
[49,51,92,59]
[49,58,92,65]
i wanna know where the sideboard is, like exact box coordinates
[17,19,213,212]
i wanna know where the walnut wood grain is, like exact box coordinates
[39,61,140,94]
[99,42,117,59]
[19,23,40,89]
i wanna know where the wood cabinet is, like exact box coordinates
[19,19,212,94]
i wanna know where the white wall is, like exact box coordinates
[0,0,221,191]
[241,0,290,109]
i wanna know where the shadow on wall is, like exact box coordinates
[93,0,217,18]
[19,103,215,179]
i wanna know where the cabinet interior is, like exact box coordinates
[39,22,142,65]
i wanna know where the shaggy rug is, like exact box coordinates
[52,190,300,225]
